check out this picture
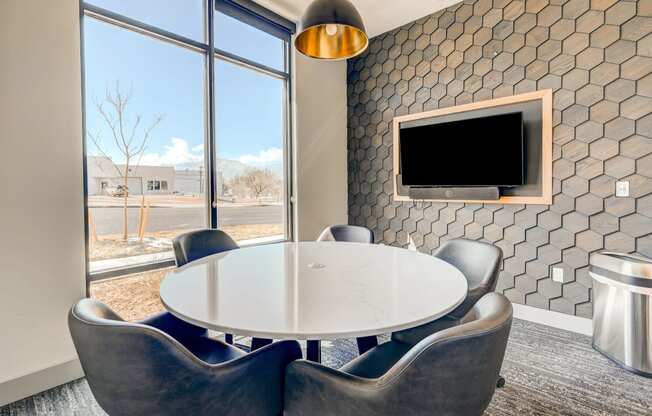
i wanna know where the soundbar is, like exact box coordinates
[407,186,500,201]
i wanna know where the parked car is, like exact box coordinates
[109,185,129,197]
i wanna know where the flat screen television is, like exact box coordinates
[399,111,524,187]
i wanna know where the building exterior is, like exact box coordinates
[87,156,178,196]
[87,157,232,196]
[175,168,205,195]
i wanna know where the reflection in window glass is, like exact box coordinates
[214,12,285,71]
[85,0,205,41]
[84,17,207,273]
[215,59,286,242]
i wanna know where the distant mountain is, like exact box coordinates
[219,159,283,179]
[174,158,282,180]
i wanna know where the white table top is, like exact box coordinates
[160,242,468,340]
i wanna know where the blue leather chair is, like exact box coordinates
[173,229,270,348]
[173,228,239,267]
[392,238,503,345]
[284,293,512,416]
[69,299,302,416]
[317,224,374,244]
[318,224,376,355]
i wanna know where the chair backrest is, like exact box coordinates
[317,224,374,244]
[435,238,502,318]
[172,229,239,267]
[69,299,217,415]
[68,299,290,416]
[385,292,512,415]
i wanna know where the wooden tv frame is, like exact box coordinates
[393,89,553,205]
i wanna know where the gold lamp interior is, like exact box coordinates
[295,24,369,60]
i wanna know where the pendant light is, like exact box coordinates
[295,0,369,60]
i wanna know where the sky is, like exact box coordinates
[83,0,286,171]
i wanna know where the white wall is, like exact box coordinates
[0,0,86,406]
[293,53,349,240]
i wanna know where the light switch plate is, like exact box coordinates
[616,181,630,198]
[552,267,564,283]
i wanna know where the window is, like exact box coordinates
[82,1,294,290]
[85,0,205,41]
[83,15,207,275]
[215,59,288,238]
[214,11,286,71]
[147,180,162,191]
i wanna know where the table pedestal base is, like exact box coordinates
[307,340,321,362]
[357,336,378,355]
[251,337,274,351]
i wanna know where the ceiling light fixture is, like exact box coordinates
[295,0,368,60]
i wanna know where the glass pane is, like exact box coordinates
[214,59,287,243]
[90,267,173,321]
[215,11,286,71]
[84,17,208,273]
[85,0,204,41]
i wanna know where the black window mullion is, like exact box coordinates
[215,0,295,41]
[214,47,289,80]
[284,39,294,241]
[207,0,219,229]
[83,3,210,53]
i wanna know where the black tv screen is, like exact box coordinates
[399,112,524,187]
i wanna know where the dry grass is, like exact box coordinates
[89,224,283,261]
[90,268,171,322]
[89,236,172,261]
[88,194,204,207]
[89,223,284,321]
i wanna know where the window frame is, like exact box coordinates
[80,0,295,287]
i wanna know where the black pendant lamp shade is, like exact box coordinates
[295,0,369,60]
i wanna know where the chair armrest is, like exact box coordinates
[285,360,381,416]
[138,312,207,340]
[216,339,302,371]
[448,285,487,319]
[391,315,459,345]
[209,340,302,416]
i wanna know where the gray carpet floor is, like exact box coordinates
[2,319,652,415]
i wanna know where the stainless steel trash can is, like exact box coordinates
[590,252,652,377]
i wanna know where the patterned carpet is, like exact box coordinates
[2,319,652,415]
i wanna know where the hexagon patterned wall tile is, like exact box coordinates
[347,0,652,318]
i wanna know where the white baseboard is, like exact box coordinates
[512,303,593,336]
[0,358,83,407]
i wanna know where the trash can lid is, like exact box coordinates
[590,251,652,288]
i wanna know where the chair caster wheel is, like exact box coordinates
[496,376,505,388]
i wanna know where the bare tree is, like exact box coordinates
[228,169,281,203]
[87,82,163,240]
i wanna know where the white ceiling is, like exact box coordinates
[254,0,463,38]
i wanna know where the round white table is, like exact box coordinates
[160,241,467,361]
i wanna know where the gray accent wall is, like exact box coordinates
[347,0,652,317]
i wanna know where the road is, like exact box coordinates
[90,204,283,235]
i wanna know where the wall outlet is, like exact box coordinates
[552,267,565,283]
[616,181,630,198]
